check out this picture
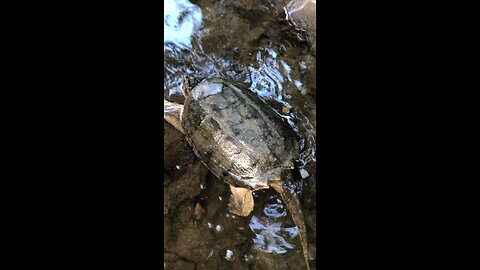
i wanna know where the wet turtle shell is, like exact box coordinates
[181,78,299,190]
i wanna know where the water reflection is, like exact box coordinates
[248,47,307,103]
[249,203,299,254]
[263,203,287,218]
[164,0,202,50]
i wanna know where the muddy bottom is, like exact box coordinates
[164,124,316,269]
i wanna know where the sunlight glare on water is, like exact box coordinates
[164,0,202,50]
[249,213,299,254]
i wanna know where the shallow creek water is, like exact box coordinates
[164,0,316,269]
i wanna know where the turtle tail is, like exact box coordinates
[270,181,311,270]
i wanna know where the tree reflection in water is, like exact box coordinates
[249,203,299,254]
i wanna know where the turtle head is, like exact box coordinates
[181,76,205,99]
[181,77,193,99]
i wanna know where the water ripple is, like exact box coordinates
[249,214,298,254]
[164,0,202,50]
[164,0,316,180]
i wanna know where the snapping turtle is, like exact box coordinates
[164,77,311,269]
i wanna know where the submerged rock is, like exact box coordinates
[164,158,208,216]
[284,0,316,47]
[164,252,196,270]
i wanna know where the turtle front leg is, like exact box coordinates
[164,100,184,134]
[228,185,254,217]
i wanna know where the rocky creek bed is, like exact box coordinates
[164,0,316,269]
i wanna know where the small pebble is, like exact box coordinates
[300,168,310,179]
[175,165,181,170]
[282,106,290,114]
[215,224,223,232]
[225,249,234,261]
[243,254,253,262]
[207,222,213,229]
[194,203,205,219]
[218,196,222,201]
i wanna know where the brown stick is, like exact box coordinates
[270,181,311,270]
